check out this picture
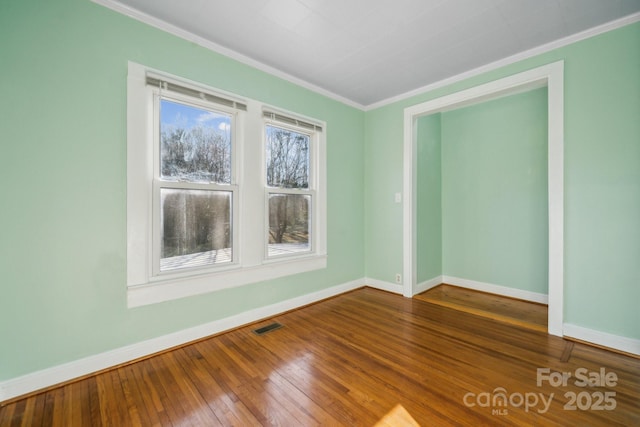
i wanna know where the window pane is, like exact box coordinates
[160,98,232,184]
[268,194,310,257]
[160,189,232,271]
[265,125,309,188]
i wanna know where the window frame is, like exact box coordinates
[263,120,317,260]
[152,93,240,278]
[126,62,327,308]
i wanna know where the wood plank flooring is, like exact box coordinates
[1,287,639,426]
[415,284,548,332]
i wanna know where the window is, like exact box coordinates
[265,123,312,257]
[156,98,236,273]
[127,62,327,307]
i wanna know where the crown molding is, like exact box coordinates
[90,0,366,110]
[366,12,640,110]
[92,1,638,111]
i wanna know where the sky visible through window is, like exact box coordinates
[161,98,230,133]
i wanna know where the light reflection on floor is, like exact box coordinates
[374,404,421,426]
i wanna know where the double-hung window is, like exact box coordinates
[264,113,321,258]
[155,96,238,274]
[127,62,326,307]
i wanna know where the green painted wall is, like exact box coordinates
[416,114,442,283]
[415,89,548,292]
[365,22,640,340]
[364,108,404,283]
[0,0,638,386]
[441,89,548,293]
[0,0,365,381]
[563,23,639,337]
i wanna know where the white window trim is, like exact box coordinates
[263,119,319,260]
[127,62,327,308]
[151,93,240,278]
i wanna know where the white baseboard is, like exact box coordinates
[364,277,403,294]
[414,275,444,295]
[442,275,549,304]
[441,276,639,355]
[4,277,636,403]
[563,323,640,356]
[0,278,365,403]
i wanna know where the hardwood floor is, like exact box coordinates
[1,287,638,426]
[415,284,548,332]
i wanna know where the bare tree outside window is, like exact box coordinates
[161,99,231,184]
[266,125,312,256]
[160,189,231,270]
[266,125,309,189]
[159,99,233,270]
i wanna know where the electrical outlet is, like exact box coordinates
[395,273,401,284]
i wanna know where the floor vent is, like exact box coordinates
[253,322,283,335]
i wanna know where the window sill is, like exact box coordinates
[127,254,327,308]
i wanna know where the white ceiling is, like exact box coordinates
[100,0,640,108]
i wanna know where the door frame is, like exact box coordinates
[402,61,564,336]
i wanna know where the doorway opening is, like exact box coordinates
[402,61,564,336]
